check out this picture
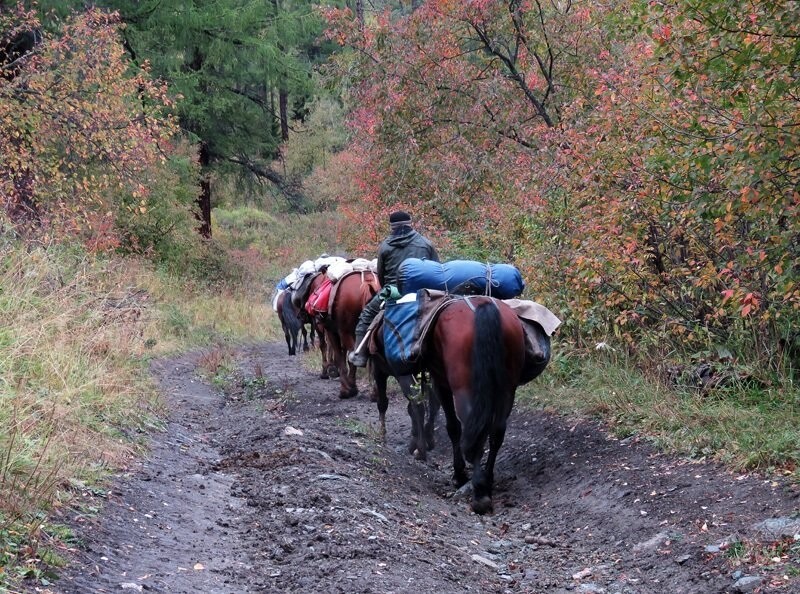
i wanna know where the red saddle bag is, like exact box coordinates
[305,278,333,316]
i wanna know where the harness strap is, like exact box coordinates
[462,295,500,312]
[464,295,477,312]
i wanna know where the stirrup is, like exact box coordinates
[348,350,368,367]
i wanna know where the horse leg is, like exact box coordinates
[317,323,331,379]
[374,369,388,442]
[471,392,515,514]
[301,325,309,352]
[398,375,426,460]
[331,333,356,399]
[343,360,359,399]
[469,417,507,516]
[407,401,427,460]
[437,384,468,486]
[468,430,493,515]
[292,329,300,357]
[319,345,330,379]
[424,380,440,451]
[283,324,295,356]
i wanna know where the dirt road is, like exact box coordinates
[42,343,800,593]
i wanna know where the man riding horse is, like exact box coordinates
[348,210,439,367]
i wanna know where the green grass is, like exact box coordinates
[518,344,800,476]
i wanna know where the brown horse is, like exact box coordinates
[326,271,381,399]
[426,296,525,515]
[300,273,337,380]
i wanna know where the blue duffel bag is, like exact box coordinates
[398,258,525,299]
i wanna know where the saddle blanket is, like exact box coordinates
[398,258,525,299]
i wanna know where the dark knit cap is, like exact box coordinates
[389,211,412,224]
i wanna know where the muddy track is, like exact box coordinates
[41,343,799,594]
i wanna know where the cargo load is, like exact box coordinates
[398,258,525,299]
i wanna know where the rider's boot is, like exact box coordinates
[348,332,368,367]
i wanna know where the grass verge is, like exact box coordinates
[0,206,341,588]
[518,343,800,476]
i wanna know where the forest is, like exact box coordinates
[1,0,798,587]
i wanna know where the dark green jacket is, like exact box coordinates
[377,227,439,286]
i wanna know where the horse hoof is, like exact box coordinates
[426,440,435,451]
[339,388,358,400]
[407,441,416,455]
[470,496,493,515]
[413,449,427,461]
[320,373,329,380]
[453,473,469,488]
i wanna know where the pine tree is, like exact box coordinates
[111,0,336,233]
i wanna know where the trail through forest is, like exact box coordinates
[38,343,800,594]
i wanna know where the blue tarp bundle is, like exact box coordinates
[398,258,525,299]
[383,293,421,375]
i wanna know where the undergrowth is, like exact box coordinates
[518,342,800,477]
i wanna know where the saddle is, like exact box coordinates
[327,269,380,316]
[370,289,561,383]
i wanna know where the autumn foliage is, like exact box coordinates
[0,5,192,251]
[323,0,799,368]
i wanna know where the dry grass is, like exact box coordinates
[0,239,283,584]
[0,247,160,528]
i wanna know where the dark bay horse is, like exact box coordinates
[326,270,380,399]
[426,296,525,515]
[276,291,312,356]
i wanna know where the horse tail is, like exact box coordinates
[461,301,505,462]
[281,291,302,338]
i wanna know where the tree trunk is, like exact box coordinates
[197,142,212,239]
[355,0,364,28]
[279,87,289,141]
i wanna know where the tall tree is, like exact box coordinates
[101,0,335,234]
